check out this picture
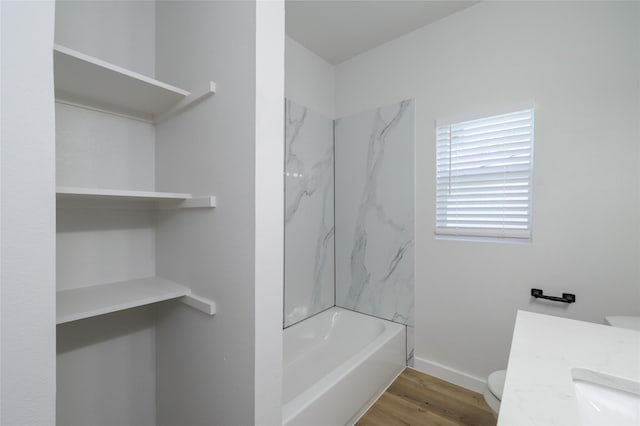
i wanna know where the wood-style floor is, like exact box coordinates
[357,368,497,426]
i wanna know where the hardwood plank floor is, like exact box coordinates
[357,368,497,426]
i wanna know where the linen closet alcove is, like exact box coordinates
[53,2,259,424]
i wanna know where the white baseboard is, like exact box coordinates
[412,356,486,393]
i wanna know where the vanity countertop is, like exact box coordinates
[498,310,640,425]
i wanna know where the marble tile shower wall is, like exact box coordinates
[335,100,415,333]
[284,100,335,327]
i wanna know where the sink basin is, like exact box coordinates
[572,368,640,426]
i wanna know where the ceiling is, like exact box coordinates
[285,1,478,65]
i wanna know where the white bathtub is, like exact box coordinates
[283,307,405,426]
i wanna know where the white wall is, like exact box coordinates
[1,1,2,418]
[55,0,156,76]
[255,2,285,422]
[154,3,256,423]
[155,2,284,424]
[56,308,156,426]
[55,103,156,192]
[54,2,158,423]
[0,1,56,424]
[334,1,640,390]
[285,36,335,118]
[55,103,157,291]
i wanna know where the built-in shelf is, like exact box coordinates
[57,277,216,324]
[53,44,216,122]
[57,186,191,200]
[54,46,218,326]
[56,186,216,208]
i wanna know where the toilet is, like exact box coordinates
[482,369,506,416]
[483,315,640,417]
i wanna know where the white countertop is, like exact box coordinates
[498,310,640,426]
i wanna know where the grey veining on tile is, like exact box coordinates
[335,100,415,328]
[284,100,335,327]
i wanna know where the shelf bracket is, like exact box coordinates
[179,196,216,209]
[154,81,217,124]
[180,292,216,316]
[157,196,216,209]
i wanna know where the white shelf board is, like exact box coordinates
[56,277,190,324]
[56,186,192,201]
[54,44,190,120]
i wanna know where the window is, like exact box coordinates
[436,108,534,240]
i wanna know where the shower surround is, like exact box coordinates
[335,100,415,329]
[284,100,334,327]
[284,99,415,354]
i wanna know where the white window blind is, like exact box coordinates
[436,108,534,240]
